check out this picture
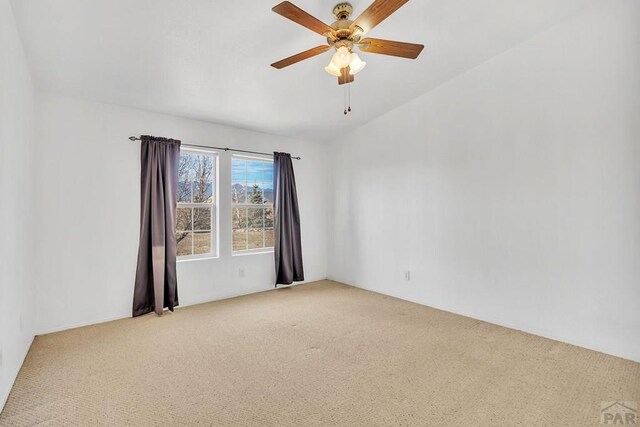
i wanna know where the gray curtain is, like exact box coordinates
[273,152,304,286]
[133,135,181,317]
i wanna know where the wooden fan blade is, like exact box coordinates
[359,38,424,59]
[271,45,331,69]
[349,0,410,35]
[272,1,335,36]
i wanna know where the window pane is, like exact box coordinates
[176,232,193,257]
[231,157,246,204]
[263,165,274,185]
[248,230,264,250]
[232,208,246,229]
[265,228,274,248]
[179,153,194,181]
[232,229,248,252]
[232,158,246,181]
[232,156,272,253]
[246,160,264,183]
[179,153,199,187]
[190,154,213,203]
[193,180,213,203]
[178,181,192,203]
[247,207,263,229]
[247,184,264,205]
[232,183,246,203]
[176,207,192,231]
[265,207,274,228]
[176,149,217,258]
[262,182,273,203]
[193,231,211,255]
[193,207,211,231]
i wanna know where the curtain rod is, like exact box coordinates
[128,136,301,160]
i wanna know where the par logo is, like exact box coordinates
[601,401,637,425]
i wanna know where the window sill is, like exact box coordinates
[232,249,274,257]
[177,255,219,263]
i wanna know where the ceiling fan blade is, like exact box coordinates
[349,0,410,35]
[359,38,424,59]
[272,1,335,37]
[271,45,331,69]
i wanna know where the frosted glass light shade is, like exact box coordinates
[349,53,366,75]
[331,46,352,68]
[324,60,342,76]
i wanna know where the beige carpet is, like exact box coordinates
[1,280,638,426]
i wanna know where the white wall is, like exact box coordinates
[4,1,637,404]
[34,94,327,334]
[327,0,640,361]
[0,0,36,410]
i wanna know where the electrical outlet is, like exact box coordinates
[238,268,245,278]
[404,271,411,281]
[0,347,3,369]
[20,314,23,331]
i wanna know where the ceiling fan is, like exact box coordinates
[270,0,424,87]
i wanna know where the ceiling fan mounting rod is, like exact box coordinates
[326,2,361,47]
[332,2,353,20]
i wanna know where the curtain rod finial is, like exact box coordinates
[129,136,138,141]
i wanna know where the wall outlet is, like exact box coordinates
[404,271,411,281]
[0,347,3,369]
[238,267,245,278]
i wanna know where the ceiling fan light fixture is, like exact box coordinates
[331,46,352,68]
[324,60,342,77]
[348,53,366,75]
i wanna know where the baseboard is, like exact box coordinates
[333,279,640,363]
[35,313,131,336]
[35,277,326,336]
[0,334,34,414]
[421,298,639,363]
[152,278,322,314]
[33,277,638,362]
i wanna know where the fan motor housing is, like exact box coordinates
[328,3,360,46]
[332,2,353,20]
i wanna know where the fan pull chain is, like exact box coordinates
[343,85,352,115]
[344,86,347,115]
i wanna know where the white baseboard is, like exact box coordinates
[35,278,324,336]
[35,314,131,336]
[333,279,640,363]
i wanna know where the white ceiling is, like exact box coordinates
[12,0,596,142]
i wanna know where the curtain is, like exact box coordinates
[273,152,304,286]
[133,135,181,317]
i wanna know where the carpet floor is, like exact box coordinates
[1,280,638,426]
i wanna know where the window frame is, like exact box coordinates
[231,154,275,256]
[176,147,219,262]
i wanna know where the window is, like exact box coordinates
[176,149,217,259]
[231,156,274,253]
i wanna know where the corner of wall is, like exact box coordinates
[0,0,37,413]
